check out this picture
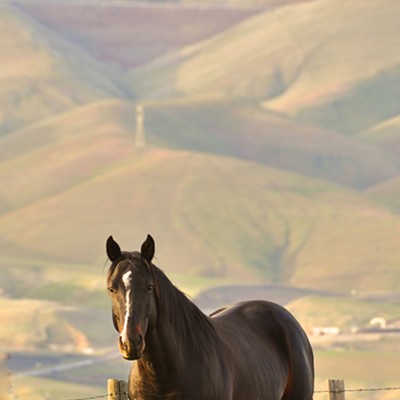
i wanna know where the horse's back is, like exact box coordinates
[211,300,314,400]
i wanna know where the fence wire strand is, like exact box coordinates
[314,386,400,394]
[63,393,132,400]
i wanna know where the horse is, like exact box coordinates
[106,234,314,400]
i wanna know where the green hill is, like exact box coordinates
[0,99,137,213]
[0,298,91,351]
[364,176,400,210]
[126,0,400,134]
[2,136,400,294]
[0,6,123,135]
[17,2,259,68]
[1,0,400,297]
[357,115,400,157]
[141,100,400,189]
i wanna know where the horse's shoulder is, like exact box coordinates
[210,300,300,334]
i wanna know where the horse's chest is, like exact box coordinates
[129,361,158,399]
[129,361,181,400]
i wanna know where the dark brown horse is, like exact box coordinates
[106,235,314,400]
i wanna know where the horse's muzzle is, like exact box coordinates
[118,333,145,360]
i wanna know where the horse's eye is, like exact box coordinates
[148,285,154,292]
[108,287,115,294]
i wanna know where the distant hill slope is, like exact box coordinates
[0,99,136,213]
[0,1,400,299]
[364,176,400,210]
[13,1,400,190]
[0,298,101,351]
[1,118,400,294]
[17,2,259,68]
[126,0,400,134]
[357,115,400,157]
[142,100,400,189]
[0,6,124,134]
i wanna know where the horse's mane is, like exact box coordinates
[151,263,219,357]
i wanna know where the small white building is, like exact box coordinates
[369,317,387,329]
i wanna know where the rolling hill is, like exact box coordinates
[0,5,124,135]
[1,0,400,297]
[0,99,137,213]
[17,2,259,69]
[2,131,400,294]
[126,0,400,135]
[357,115,400,157]
[140,100,400,189]
[0,298,101,351]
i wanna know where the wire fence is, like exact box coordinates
[53,384,400,400]
[6,382,400,400]
[6,367,400,400]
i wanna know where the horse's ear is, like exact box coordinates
[141,234,155,263]
[106,236,122,261]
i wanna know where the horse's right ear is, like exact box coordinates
[106,236,122,261]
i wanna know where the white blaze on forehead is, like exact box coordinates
[121,271,132,343]
[122,270,132,287]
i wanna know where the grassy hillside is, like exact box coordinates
[357,115,400,157]
[2,136,400,293]
[142,100,400,189]
[0,99,137,213]
[287,296,400,332]
[18,2,259,69]
[0,298,90,351]
[363,177,400,211]
[12,376,104,400]
[11,1,400,189]
[314,350,400,400]
[0,6,123,135]
[0,0,398,299]
[126,0,400,134]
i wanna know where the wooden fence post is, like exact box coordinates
[107,379,129,400]
[119,380,128,400]
[328,379,345,400]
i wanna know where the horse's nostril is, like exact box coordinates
[119,336,127,351]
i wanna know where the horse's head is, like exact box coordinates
[106,234,157,360]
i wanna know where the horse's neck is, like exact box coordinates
[153,269,217,359]
[149,291,210,362]
[139,284,217,392]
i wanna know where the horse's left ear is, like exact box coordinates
[141,234,155,263]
